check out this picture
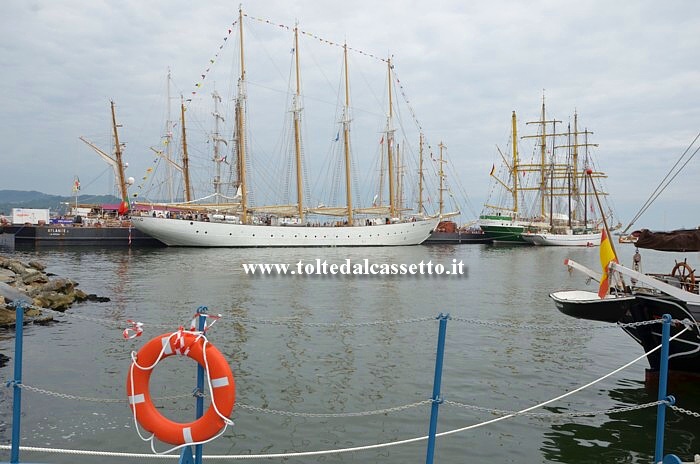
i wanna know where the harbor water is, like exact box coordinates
[1,243,699,463]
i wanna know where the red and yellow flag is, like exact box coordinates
[118,197,130,216]
[598,228,618,298]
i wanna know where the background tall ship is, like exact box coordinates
[132,9,440,247]
[479,98,616,246]
[1,102,162,248]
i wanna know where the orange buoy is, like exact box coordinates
[126,331,235,445]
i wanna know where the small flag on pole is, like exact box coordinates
[489,164,495,176]
[598,228,618,298]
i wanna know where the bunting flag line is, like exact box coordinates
[189,20,238,98]
[244,13,386,63]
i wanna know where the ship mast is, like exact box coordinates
[538,99,547,218]
[237,6,249,223]
[180,98,192,202]
[79,103,130,204]
[438,141,446,217]
[386,57,396,219]
[418,133,424,216]
[293,24,304,221]
[212,90,226,203]
[165,69,175,203]
[511,111,519,215]
[523,96,560,219]
[572,111,580,220]
[110,101,129,204]
[342,43,353,224]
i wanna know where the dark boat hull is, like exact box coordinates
[620,295,700,376]
[550,290,636,323]
[2,224,163,247]
[551,290,700,377]
[424,231,493,245]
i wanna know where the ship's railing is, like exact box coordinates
[3,304,698,463]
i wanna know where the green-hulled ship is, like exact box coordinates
[478,110,532,244]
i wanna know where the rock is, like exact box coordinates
[0,268,15,283]
[87,294,111,303]
[28,261,46,271]
[0,281,32,305]
[0,306,54,328]
[74,288,88,302]
[0,254,108,325]
[33,291,75,311]
[0,307,14,326]
[22,268,47,285]
[7,261,26,276]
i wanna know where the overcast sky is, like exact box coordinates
[2,0,699,230]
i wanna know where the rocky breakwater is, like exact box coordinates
[0,255,109,328]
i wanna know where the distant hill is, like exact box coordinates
[0,190,120,215]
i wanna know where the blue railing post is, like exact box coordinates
[178,307,208,464]
[10,302,25,464]
[194,307,208,464]
[425,313,449,464]
[654,314,672,463]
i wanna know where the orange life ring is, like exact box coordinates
[126,331,235,445]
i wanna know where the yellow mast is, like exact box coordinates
[342,43,353,225]
[386,57,396,219]
[180,99,192,203]
[396,142,402,213]
[110,101,129,204]
[237,7,248,223]
[293,24,304,221]
[418,133,424,215]
[571,111,579,221]
[438,141,445,217]
[538,99,546,217]
[511,111,519,215]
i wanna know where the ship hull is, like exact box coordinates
[424,231,493,245]
[131,216,439,247]
[551,290,700,377]
[2,224,163,247]
[522,231,601,246]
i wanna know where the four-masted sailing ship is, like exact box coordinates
[132,10,438,247]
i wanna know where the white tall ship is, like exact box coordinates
[132,9,438,247]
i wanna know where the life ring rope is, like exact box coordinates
[127,328,235,455]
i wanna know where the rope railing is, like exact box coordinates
[4,304,697,461]
[12,380,679,421]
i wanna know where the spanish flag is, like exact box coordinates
[598,228,618,298]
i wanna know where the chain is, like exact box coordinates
[224,316,436,328]
[670,404,700,418]
[11,382,430,417]
[450,316,667,331]
[14,381,675,422]
[236,400,431,418]
[13,301,682,332]
[443,399,667,418]
[13,383,191,403]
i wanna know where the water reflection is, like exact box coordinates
[542,379,700,463]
